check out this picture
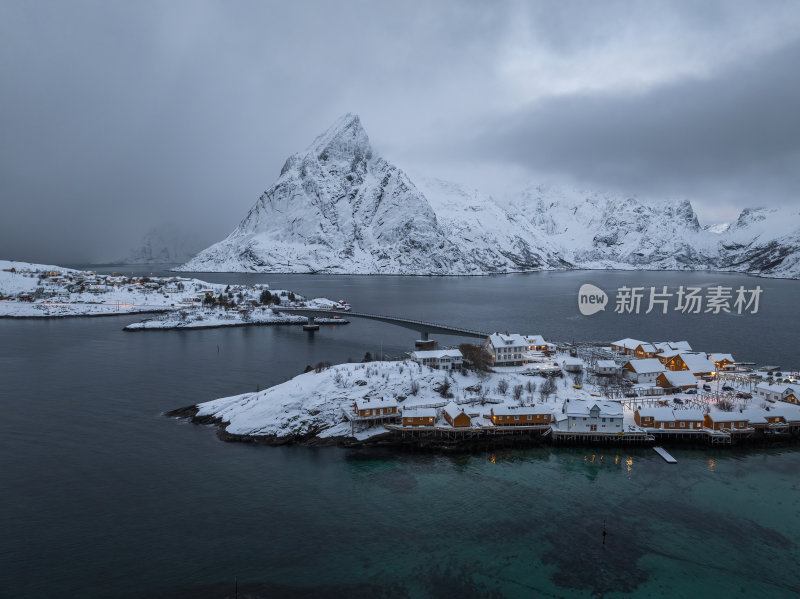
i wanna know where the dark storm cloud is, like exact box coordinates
[0,0,799,263]
[470,39,800,220]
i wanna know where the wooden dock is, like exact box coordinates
[653,446,677,463]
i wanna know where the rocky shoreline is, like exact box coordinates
[0,308,170,320]
[124,317,348,332]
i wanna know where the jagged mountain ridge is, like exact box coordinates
[178,114,800,278]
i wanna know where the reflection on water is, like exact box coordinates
[1,270,799,598]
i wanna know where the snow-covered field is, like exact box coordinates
[194,359,559,441]
[0,259,340,323]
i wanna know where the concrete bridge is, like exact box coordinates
[273,307,489,340]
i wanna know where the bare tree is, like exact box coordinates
[458,343,493,372]
[497,379,509,395]
[513,384,524,404]
[540,377,557,402]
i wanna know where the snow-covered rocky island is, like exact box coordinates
[170,341,800,449]
[177,113,800,279]
[0,259,348,330]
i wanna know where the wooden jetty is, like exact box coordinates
[653,446,677,463]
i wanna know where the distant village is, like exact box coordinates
[0,262,349,327]
[338,332,800,448]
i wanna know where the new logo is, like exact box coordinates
[578,283,608,316]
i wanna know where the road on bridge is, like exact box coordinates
[273,307,490,340]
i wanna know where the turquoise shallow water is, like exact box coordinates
[1,269,799,598]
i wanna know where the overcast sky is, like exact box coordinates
[1,0,799,264]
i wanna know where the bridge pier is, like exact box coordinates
[415,331,437,349]
[302,315,320,331]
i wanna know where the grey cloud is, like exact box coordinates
[0,0,799,263]
[469,39,800,221]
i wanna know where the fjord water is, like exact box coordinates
[1,269,799,598]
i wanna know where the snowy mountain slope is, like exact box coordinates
[179,114,471,274]
[178,114,800,278]
[502,185,719,270]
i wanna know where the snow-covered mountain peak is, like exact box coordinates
[305,112,371,165]
[178,117,800,278]
[280,113,372,177]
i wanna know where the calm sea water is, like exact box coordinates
[1,269,799,598]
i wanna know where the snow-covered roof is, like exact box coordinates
[668,341,692,351]
[673,409,705,421]
[487,333,528,347]
[659,370,698,387]
[705,412,746,422]
[637,407,676,420]
[766,404,800,422]
[355,397,398,409]
[525,334,547,346]
[625,359,666,374]
[755,382,795,395]
[402,407,436,418]
[636,343,657,353]
[564,398,623,417]
[443,402,468,419]
[596,360,618,368]
[678,354,717,373]
[410,349,463,360]
[562,356,582,365]
[708,353,735,363]
[612,338,641,349]
[491,404,550,416]
[739,409,768,425]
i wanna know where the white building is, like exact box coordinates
[755,383,797,403]
[484,333,528,366]
[595,360,620,376]
[622,358,666,384]
[524,334,550,351]
[410,349,463,370]
[561,398,624,433]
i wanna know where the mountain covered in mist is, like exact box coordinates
[121,224,200,264]
[177,114,800,278]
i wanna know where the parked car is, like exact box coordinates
[736,392,753,399]
[703,384,712,391]
[722,385,734,392]
[685,389,698,395]
[673,398,684,405]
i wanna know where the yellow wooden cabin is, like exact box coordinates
[401,408,436,427]
[443,404,471,428]
[353,398,398,418]
[703,413,748,431]
[490,406,551,426]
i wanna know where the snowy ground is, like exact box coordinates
[190,350,800,444]
[0,259,340,323]
[194,359,566,441]
[124,308,348,330]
